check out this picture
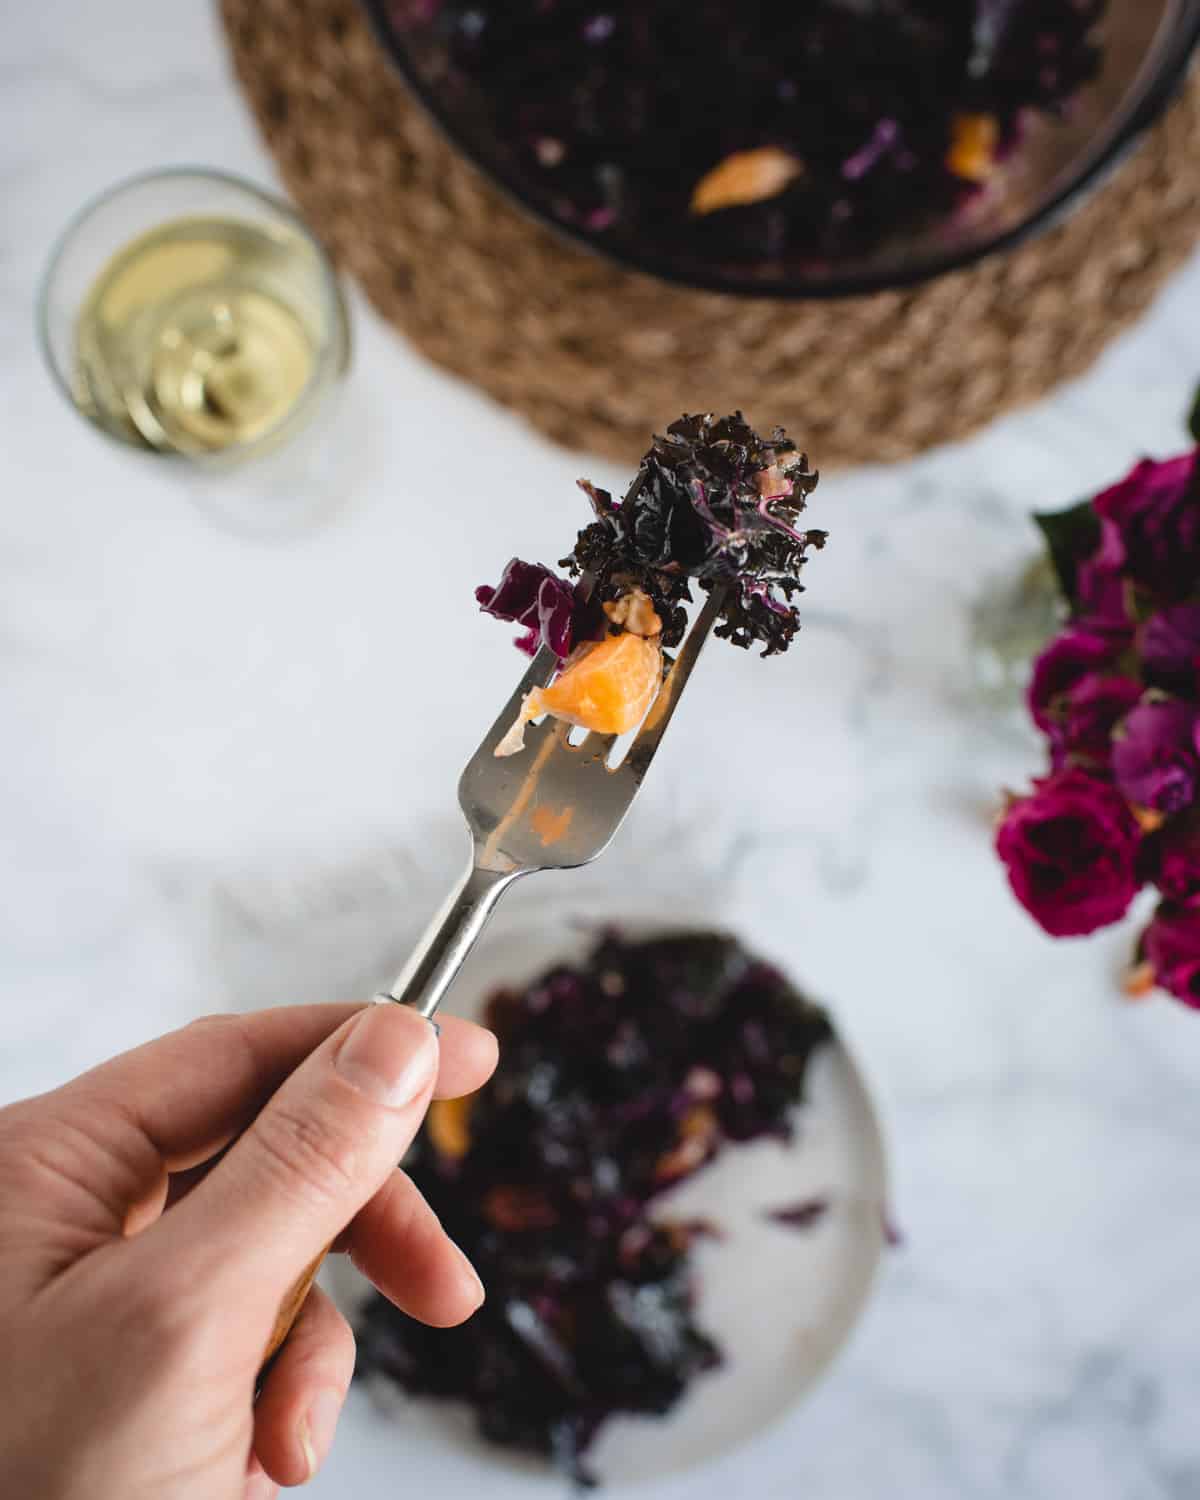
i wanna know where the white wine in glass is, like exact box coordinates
[40,169,349,526]
[75,214,321,456]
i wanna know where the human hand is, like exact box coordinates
[0,1001,498,1499]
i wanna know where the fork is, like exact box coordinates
[263,586,724,1364]
[377,582,725,1017]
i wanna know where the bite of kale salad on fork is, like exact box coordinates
[475,412,827,756]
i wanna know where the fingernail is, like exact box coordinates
[453,1239,486,1310]
[299,1388,343,1480]
[335,1004,439,1108]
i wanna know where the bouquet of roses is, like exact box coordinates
[995,441,1200,1008]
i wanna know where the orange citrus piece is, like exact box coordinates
[427,1096,473,1160]
[691,146,804,216]
[946,113,998,183]
[495,632,663,756]
[538,631,663,733]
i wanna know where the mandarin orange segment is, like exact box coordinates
[539,632,663,735]
[946,112,998,182]
[427,1095,473,1160]
[690,147,804,216]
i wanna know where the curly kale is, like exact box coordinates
[567,412,825,656]
[478,412,826,658]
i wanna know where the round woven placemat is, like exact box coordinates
[220,0,1200,467]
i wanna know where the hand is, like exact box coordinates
[0,1001,498,1499]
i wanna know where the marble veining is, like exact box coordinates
[4,6,1200,1497]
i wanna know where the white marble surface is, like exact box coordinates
[5,6,1200,1497]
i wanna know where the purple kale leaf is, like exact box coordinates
[567,412,826,657]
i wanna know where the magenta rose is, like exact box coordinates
[1052,674,1143,767]
[1111,698,1200,815]
[1146,815,1200,903]
[1075,518,1131,628]
[1028,628,1127,734]
[1141,903,1200,1009]
[996,769,1142,937]
[1092,451,1200,601]
[1141,603,1200,698]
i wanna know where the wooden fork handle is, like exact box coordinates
[260,987,454,1370]
[262,1245,331,1367]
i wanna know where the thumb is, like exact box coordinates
[142,1003,439,1307]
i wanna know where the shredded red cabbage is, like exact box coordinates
[764,1197,830,1230]
[354,930,832,1484]
[475,558,599,660]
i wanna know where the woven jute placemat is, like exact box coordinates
[220,0,1200,467]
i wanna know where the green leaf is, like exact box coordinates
[1125,579,1159,626]
[1187,380,1200,444]
[1033,498,1101,608]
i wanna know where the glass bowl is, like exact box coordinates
[361,0,1200,299]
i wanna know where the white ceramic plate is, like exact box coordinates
[325,904,888,1491]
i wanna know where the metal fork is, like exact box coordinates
[375,585,725,1019]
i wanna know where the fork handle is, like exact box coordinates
[264,861,520,1369]
[376,862,523,1019]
